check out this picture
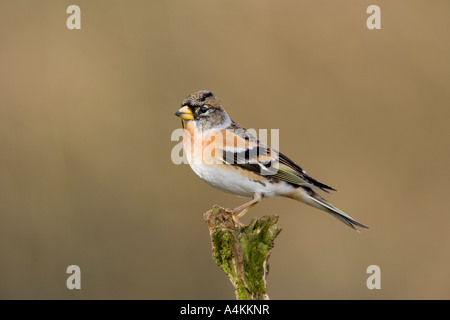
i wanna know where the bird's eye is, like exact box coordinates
[199,106,208,114]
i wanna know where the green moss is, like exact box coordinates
[211,230,235,275]
[211,229,250,300]
[235,282,251,300]
[238,216,282,299]
[209,214,281,299]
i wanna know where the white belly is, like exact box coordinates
[188,161,294,198]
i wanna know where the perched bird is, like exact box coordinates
[175,90,368,231]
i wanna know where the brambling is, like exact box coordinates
[175,90,368,231]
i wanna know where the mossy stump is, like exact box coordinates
[204,205,282,300]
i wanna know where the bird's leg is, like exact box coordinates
[227,193,262,228]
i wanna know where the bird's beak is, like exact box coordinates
[175,105,194,120]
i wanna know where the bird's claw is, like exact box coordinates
[231,214,245,233]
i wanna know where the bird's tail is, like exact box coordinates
[292,188,369,232]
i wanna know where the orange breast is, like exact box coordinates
[183,122,217,164]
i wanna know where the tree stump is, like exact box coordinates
[204,205,282,300]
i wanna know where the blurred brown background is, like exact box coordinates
[0,0,449,299]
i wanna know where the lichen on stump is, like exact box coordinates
[203,205,282,300]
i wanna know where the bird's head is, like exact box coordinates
[175,90,231,131]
